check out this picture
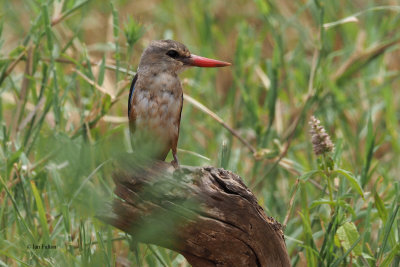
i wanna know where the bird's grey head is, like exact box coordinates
[138,40,191,74]
[137,39,231,75]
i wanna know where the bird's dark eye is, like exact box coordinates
[166,50,179,58]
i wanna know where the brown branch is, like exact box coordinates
[99,160,291,267]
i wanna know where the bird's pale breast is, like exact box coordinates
[132,72,183,157]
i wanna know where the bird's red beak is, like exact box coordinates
[189,54,231,67]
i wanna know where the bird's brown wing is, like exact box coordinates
[128,73,138,134]
[171,93,183,157]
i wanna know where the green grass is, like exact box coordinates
[1,0,400,266]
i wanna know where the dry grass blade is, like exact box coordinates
[283,179,300,228]
[13,47,33,135]
[102,115,128,123]
[75,69,115,99]
[51,0,90,26]
[51,57,136,76]
[70,75,130,137]
[183,93,256,154]
[255,65,271,90]
[324,5,400,30]
[18,97,46,132]
[177,148,211,161]
[0,48,27,85]
[332,38,400,83]
[323,16,358,30]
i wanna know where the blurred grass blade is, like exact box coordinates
[361,113,375,187]
[82,46,95,80]
[374,190,388,222]
[377,200,399,262]
[98,55,106,86]
[0,251,29,266]
[68,161,108,206]
[380,243,400,267]
[361,202,373,252]
[148,245,168,267]
[333,38,400,84]
[298,211,318,266]
[0,175,35,242]
[332,138,343,164]
[331,236,362,267]
[319,211,340,264]
[42,4,53,52]
[52,69,61,126]
[95,231,111,267]
[30,180,50,242]
[155,246,173,267]
[111,2,120,82]
[299,183,318,266]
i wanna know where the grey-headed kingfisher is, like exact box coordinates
[128,40,231,167]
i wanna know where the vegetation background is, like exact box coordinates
[0,0,399,266]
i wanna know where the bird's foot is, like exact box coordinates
[171,154,180,169]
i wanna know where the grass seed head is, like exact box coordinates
[309,116,334,156]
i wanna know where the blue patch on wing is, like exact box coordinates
[128,74,138,116]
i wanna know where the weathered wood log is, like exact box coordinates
[100,160,291,267]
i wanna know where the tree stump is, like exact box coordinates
[100,160,291,267]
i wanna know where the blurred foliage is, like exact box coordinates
[0,0,400,266]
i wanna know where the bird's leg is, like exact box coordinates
[171,148,179,168]
[170,135,180,168]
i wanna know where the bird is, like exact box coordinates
[128,40,231,167]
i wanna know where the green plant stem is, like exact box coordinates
[323,154,334,209]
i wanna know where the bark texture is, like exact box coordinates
[100,160,291,267]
